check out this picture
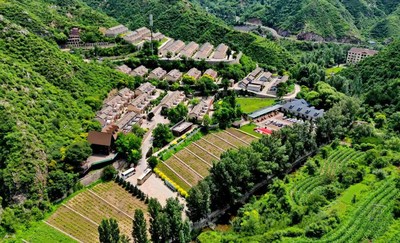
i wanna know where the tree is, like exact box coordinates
[102,165,117,181]
[98,218,121,243]
[196,75,218,95]
[202,114,211,131]
[164,198,184,241]
[182,74,196,85]
[152,124,173,148]
[115,133,142,165]
[47,170,76,201]
[133,209,148,243]
[148,156,159,169]
[187,180,211,221]
[64,141,92,170]
[167,103,188,124]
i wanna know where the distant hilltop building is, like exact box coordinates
[66,27,81,47]
[105,24,129,37]
[347,47,378,64]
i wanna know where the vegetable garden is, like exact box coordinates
[46,182,148,243]
[156,129,256,192]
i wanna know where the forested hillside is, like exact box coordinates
[82,0,293,69]
[0,0,134,233]
[191,0,400,41]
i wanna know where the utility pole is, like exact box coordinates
[149,14,153,56]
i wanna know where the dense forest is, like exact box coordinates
[0,0,136,234]
[191,0,400,41]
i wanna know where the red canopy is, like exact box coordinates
[255,128,272,135]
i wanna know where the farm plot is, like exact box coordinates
[175,149,211,177]
[204,134,236,150]
[67,191,132,236]
[165,157,203,185]
[47,182,147,242]
[216,131,248,148]
[157,130,257,191]
[226,128,257,144]
[47,206,98,243]
[92,182,148,216]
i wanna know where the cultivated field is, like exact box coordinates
[46,182,148,243]
[157,128,257,191]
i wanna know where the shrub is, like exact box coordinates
[101,165,117,181]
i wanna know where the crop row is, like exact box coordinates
[325,150,360,175]
[175,149,211,177]
[165,157,202,186]
[157,162,192,192]
[320,149,354,175]
[218,131,248,147]
[186,145,219,164]
[67,191,132,236]
[292,177,323,205]
[226,128,257,143]
[47,206,98,243]
[195,139,223,157]
[320,178,396,242]
[92,182,147,216]
[203,135,235,151]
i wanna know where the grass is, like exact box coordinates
[328,183,369,217]
[240,124,263,138]
[6,221,76,243]
[326,66,345,75]
[237,97,276,113]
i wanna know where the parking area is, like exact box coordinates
[255,112,304,132]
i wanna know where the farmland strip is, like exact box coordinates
[201,137,226,151]
[63,204,99,226]
[212,134,238,148]
[88,190,134,220]
[173,154,204,179]
[184,148,212,167]
[224,130,250,145]
[44,221,84,243]
[192,142,220,159]
[162,162,193,187]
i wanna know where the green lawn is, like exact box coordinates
[237,97,275,113]
[240,124,262,138]
[7,222,76,243]
[326,66,345,76]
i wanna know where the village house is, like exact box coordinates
[203,69,218,80]
[186,68,202,80]
[135,82,156,96]
[115,111,142,133]
[193,42,214,59]
[189,96,214,122]
[87,131,116,154]
[105,25,129,37]
[135,27,151,38]
[160,91,186,109]
[131,65,149,77]
[257,72,272,82]
[118,88,136,102]
[116,64,132,75]
[180,41,199,58]
[165,69,183,83]
[158,39,175,56]
[162,40,186,56]
[128,93,151,114]
[151,32,165,41]
[347,47,378,64]
[212,43,229,59]
[67,27,81,47]
[148,67,167,80]
[123,31,142,43]
[171,121,193,136]
[281,99,324,120]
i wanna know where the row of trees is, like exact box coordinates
[98,198,190,243]
[187,96,361,221]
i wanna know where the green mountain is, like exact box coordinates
[82,0,293,69]
[191,0,400,41]
[0,0,134,230]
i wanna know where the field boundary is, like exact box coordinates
[43,220,83,243]
[88,190,134,220]
[173,154,204,179]
[63,204,99,226]
[234,128,259,139]
[184,148,212,167]
[212,134,239,149]
[192,142,220,160]
[224,130,251,145]
[201,138,225,152]
[163,162,193,187]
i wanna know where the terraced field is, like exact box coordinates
[46,182,148,243]
[157,129,257,191]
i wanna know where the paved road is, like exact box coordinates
[243,22,284,39]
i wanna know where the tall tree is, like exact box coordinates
[132,209,148,243]
[98,218,121,243]
[152,124,173,148]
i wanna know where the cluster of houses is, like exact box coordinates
[188,96,214,122]
[159,40,230,60]
[105,25,165,44]
[346,47,378,64]
[248,99,324,122]
[94,82,156,130]
[115,65,219,83]
[238,67,273,92]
